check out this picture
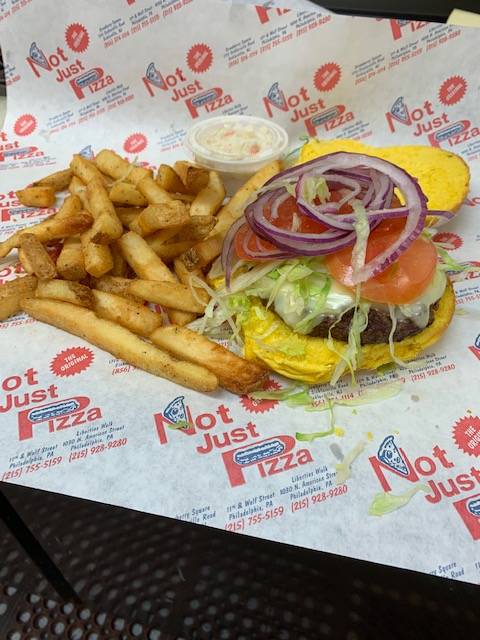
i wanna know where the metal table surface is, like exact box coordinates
[1,481,479,640]
[1,2,479,638]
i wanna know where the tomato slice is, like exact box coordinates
[234,196,327,260]
[325,220,437,304]
[234,224,279,259]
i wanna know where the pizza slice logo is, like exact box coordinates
[29,42,49,69]
[377,435,410,476]
[267,82,287,110]
[145,62,167,89]
[79,145,94,159]
[389,96,410,125]
[163,396,191,427]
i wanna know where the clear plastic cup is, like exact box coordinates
[185,115,288,192]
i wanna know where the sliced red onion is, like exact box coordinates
[227,152,453,280]
[245,191,352,244]
[221,216,248,287]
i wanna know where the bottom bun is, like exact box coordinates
[242,281,455,384]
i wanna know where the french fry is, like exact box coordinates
[81,228,114,278]
[57,236,86,281]
[181,160,281,269]
[86,179,123,244]
[68,176,89,208]
[213,160,282,236]
[168,309,196,326]
[92,289,162,337]
[137,176,173,205]
[95,149,151,186]
[35,279,94,308]
[143,226,182,250]
[92,275,144,302]
[173,215,215,241]
[132,201,189,236]
[55,193,82,220]
[21,298,218,392]
[173,258,210,305]
[128,279,205,313]
[156,164,188,194]
[109,182,148,207]
[171,193,195,203]
[150,325,266,394]
[148,241,194,262]
[33,169,72,192]
[70,154,105,184]
[110,243,129,277]
[117,231,174,282]
[181,235,223,270]
[16,186,56,208]
[174,161,209,194]
[114,207,143,230]
[0,210,93,259]
[0,276,37,321]
[18,234,57,279]
[189,171,225,219]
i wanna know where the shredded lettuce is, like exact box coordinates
[335,440,366,484]
[293,276,331,334]
[436,246,480,274]
[350,200,370,279]
[327,287,369,386]
[302,176,330,205]
[368,484,429,516]
[167,421,193,431]
[296,399,336,441]
[387,304,410,368]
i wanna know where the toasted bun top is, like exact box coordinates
[242,283,455,384]
[300,139,470,226]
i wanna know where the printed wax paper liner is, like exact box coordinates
[0,0,480,584]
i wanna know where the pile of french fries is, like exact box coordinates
[0,149,281,394]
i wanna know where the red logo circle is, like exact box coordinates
[439,76,467,106]
[50,346,94,378]
[314,63,341,92]
[240,378,281,414]
[431,231,463,250]
[14,114,37,137]
[187,43,213,74]
[123,133,148,154]
[65,23,90,53]
[453,415,480,457]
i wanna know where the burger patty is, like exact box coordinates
[310,304,437,345]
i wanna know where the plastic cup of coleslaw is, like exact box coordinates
[185,115,288,191]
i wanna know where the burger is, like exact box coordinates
[200,141,470,385]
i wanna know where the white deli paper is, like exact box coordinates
[1,0,480,584]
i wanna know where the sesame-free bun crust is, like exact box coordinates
[300,139,470,226]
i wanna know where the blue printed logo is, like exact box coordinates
[430,121,468,143]
[390,96,409,123]
[163,396,187,425]
[267,82,287,109]
[377,435,409,476]
[28,399,81,423]
[29,42,49,69]
[79,145,94,159]
[467,497,480,517]
[145,62,166,89]
[234,439,285,466]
